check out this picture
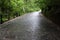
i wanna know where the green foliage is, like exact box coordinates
[0,0,40,24]
[38,0,60,25]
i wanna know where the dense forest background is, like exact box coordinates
[0,0,60,26]
[0,0,40,24]
[37,0,60,26]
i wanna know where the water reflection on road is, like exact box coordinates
[0,11,60,40]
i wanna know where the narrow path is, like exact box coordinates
[0,12,60,40]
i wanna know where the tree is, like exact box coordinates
[0,0,40,24]
[38,0,60,25]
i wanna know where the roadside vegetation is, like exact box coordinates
[38,0,60,26]
[0,0,40,24]
[0,0,60,26]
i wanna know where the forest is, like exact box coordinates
[38,0,60,25]
[0,0,40,24]
[0,0,60,25]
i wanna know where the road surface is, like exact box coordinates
[0,11,60,40]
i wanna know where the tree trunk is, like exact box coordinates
[7,14,10,20]
[0,15,3,24]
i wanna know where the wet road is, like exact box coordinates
[0,12,60,40]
